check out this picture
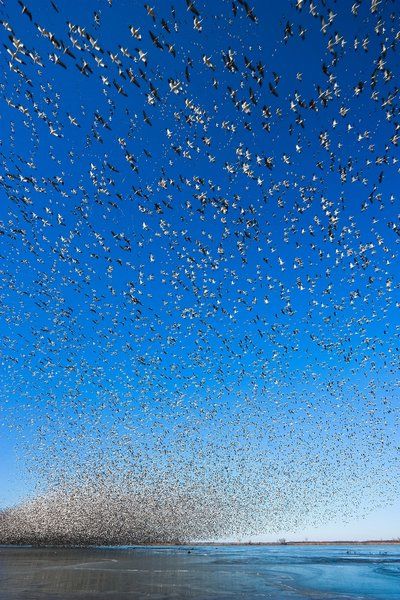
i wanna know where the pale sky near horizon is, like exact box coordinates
[251,502,400,543]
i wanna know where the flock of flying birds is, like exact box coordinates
[0,0,399,545]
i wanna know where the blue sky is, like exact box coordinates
[0,0,399,541]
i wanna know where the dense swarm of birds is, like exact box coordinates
[0,0,399,545]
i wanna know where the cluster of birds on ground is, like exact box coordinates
[0,0,399,545]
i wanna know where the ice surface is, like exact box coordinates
[0,544,399,599]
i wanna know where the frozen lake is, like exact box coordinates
[0,544,399,599]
